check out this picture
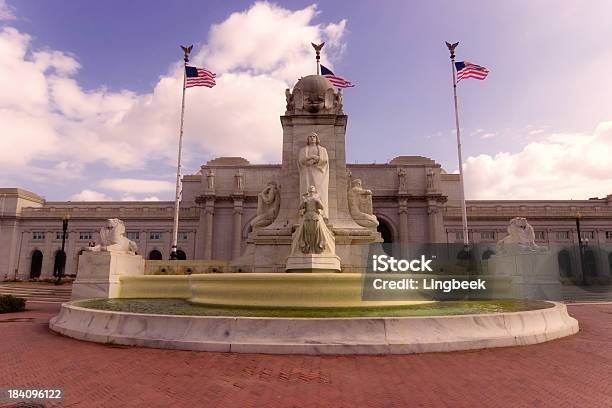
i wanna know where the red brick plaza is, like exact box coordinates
[1,303,611,408]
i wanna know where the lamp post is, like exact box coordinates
[55,214,69,285]
[575,212,588,286]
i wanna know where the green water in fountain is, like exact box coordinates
[75,298,553,318]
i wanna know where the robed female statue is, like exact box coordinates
[298,132,329,219]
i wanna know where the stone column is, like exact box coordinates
[65,230,76,275]
[204,200,214,260]
[427,205,441,243]
[232,198,243,260]
[398,198,409,258]
[43,230,53,278]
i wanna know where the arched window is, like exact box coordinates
[558,249,572,278]
[176,250,187,260]
[30,250,43,279]
[53,250,66,277]
[148,250,163,260]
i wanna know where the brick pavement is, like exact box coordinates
[0,302,611,408]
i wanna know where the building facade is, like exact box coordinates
[2,75,612,282]
[2,169,612,282]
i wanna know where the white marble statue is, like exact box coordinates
[298,132,329,218]
[250,182,280,229]
[291,186,335,255]
[496,217,547,254]
[348,179,379,228]
[87,218,138,254]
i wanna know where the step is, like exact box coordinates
[0,291,71,299]
[0,291,72,298]
[0,288,72,294]
[21,298,69,303]
[0,286,72,293]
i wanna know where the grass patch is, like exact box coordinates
[74,298,553,318]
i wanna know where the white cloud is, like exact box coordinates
[464,121,612,200]
[99,178,175,194]
[0,2,348,187]
[119,194,161,201]
[0,0,15,20]
[199,3,346,83]
[33,50,81,76]
[69,189,112,201]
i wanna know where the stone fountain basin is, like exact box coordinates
[115,273,433,308]
[49,300,578,355]
[113,273,514,308]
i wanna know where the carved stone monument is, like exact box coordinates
[86,218,138,254]
[489,217,560,300]
[72,218,145,300]
[250,182,280,229]
[298,133,329,218]
[236,74,381,272]
[348,179,379,229]
[496,217,548,255]
[286,186,340,271]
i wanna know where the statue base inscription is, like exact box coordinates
[285,253,341,272]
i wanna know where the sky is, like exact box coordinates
[2,0,612,201]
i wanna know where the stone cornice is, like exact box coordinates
[0,188,45,204]
[443,205,612,220]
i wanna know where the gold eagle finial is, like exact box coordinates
[445,41,459,58]
[180,45,193,62]
[311,42,325,58]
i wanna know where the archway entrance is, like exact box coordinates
[558,249,572,279]
[53,250,66,277]
[377,220,393,244]
[376,218,394,255]
[149,250,163,260]
[30,250,43,279]
[482,249,495,260]
[583,250,597,281]
[176,250,187,260]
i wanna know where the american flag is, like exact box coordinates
[185,66,216,88]
[455,61,489,82]
[321,65,355,88]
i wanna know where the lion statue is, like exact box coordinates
[496,217,547,254]
[87,218,138,254]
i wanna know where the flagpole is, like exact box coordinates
[446,41,469,247]
[171,45,191,260]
